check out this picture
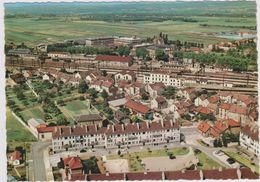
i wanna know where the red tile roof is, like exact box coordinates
[219,103,231,110]
[208,95,220,103]
[203,168,238,179]
[227,119,240,127]
[194,106,213,115]
[125,100,150,114]
[126,172,162,180]
[63,156,83,170]
[66,173,86,181]
[88,173,125,181]
[210,128,220,138]
[165,170,201,180]
[37,125,66,133]
[240,168,259,179]
[95,55,132,63]
[10,151,22,161]
[229,105,247,115]
[102,81,113,88]
[198,122,211,134]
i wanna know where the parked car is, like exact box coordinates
[226,158,235,164]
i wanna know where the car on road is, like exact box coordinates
[226,158,235,164]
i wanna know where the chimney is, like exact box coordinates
[160,120,164,127]
[144,170,147,175]
[68,172,71,180]
[146,121,149,129]
[89,170,91,174]
[137,123,140,130]
[112,125,115,132]
[218,167,222,172]
[54,127,58,133]
[181,169,185,173]
[199,170,203,180]
[170,119,173,127]
[106,172,110,176]
[237,168,241,179]
[162,171,165,180]
[95,124,98,131]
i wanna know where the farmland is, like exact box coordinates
[5,16,256,46]
[4,1,256,46]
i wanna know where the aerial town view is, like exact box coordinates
[4,0,259,181]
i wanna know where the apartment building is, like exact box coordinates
[52,120,180,153]
[85,37,115,47]
[143,71,183,87]
[240,125,259,157]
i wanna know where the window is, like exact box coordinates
[41,134,45,138]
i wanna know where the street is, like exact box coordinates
[29,141,51,181]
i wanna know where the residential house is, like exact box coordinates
[240,125,259,157]
[114,71,136,84]
[146,82,166,99]
[125,100,152,119]
[198,122,211,137]
[75,114,103,127]
[151,96,168,110]
[8,151,23,166]
[194,94,209,107]
[28,118,46,137]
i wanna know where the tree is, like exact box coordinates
[119,108,130,115]
[162,86,176,99]
[56,114,69,125]
[101,70,107,77]
[141,93,149,100]
[136,48,149,60]
[155,49,168,61]
[131,116,140,123]
[117,46,130,56]
[101,90,108,99]
[78,80,88,93]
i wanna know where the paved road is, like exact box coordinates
[29,141,52,181]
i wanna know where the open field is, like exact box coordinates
[20,106,45,121]
[61,99,98,119]
[6,107,36,143]
[5,16,256,46]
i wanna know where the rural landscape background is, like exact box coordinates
[5,1,256,46]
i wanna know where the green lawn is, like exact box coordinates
[195,151,223,170]
[6,108,36,143]
[61,99,98,119]
[107,147,189,172]
[19,106,45,121]
[224,151,260,174]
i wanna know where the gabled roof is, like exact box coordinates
[88,173,124,181]
[165,170,201,180]
[226,119,240,127]
[125,100,150,114]
[198,122,211,133]
[203,168,238,179]
[219,103,231,110]
[126,172,162,180]
[10,151,22,161]
[229,105,247,115]
[63,156,83,170]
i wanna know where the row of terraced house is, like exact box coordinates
[52,120,180,153]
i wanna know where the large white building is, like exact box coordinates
[143,71,183,87]
[52,120,180,153]
[240,125,259,157]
